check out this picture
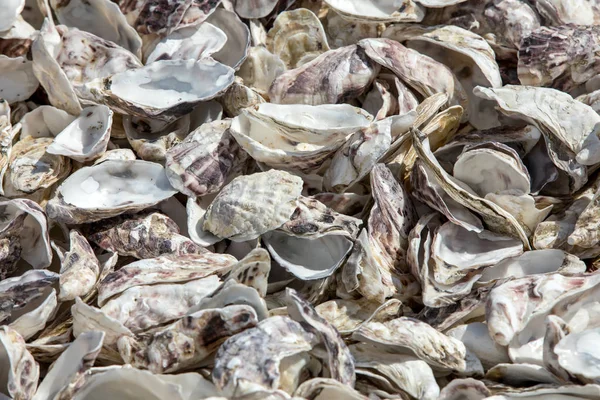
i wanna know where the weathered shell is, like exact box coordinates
[431,221,523,286]
[4,135,71,200]
[203,170,303,242]
[56,26,143,91]
[0,270,58,324]
[0,326,39,400]
[237,46,286,96]
[269,45,379,105]
[212,316,315,397]
[411,128,530,247]
[165,119,249,198]
[447,322,510,370]
[87,212,206,259]
[353,317,480,374]
[118,305,258,373]
[0,198,52,270]
[8,288,57,341]
[285,288,355,386]
[46,105,113,162]
[55,230,100,301]
[46,160,177,224]
[31,19,82,116]
[386,24,502,128]
[233,0,278,19]
[32,331,104,400]
[359,38,468,116]
[98,252,236,306]
[478,249,586,284]
[294,378,367,399]
[71,297,133,346]
[535,0,600,26]
[315,298,401,336]
[50,0,143,58]
[267,9,329,69]
[0,0,25,32]
[101,275,222,332]
[475,85,600,167]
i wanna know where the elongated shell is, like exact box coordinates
[46,160,177,224]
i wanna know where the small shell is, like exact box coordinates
[124,115,190,162]
[267,9,329,69]
[285,288,355,386]
[55,230,100,301]
[316,298,402,336]
[203,170,303,242]
[237,46,286,96]
[145,22,227,64]
[46,105,113,162]
[165,119,249,198]
[118,305,258,373]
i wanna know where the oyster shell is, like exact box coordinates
[203,170,303,241]
[0,55,38,104]
[46,160,177,224]
[323,0,425,23]
[0,326,39,400]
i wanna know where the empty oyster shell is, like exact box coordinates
[82,58,234,122]
[385,24,502,128]
[233,0,278,19]
[475,85,600,167]
[46,160,177,224]
[46,105,113,162]
[32,331,104,400]
[359,38,468,116]
[267,9,329,69]
[205,8,250,70]
[98,252,236,306]
[145,22,226,64]
[31,18,82,116]
[0,55,38,104]
[0,0,25,32]
[118,305,258,373]
[124,114,190,162]
[165,119,249,198]
[101,274,222,333]
[351,342,440,400]
[353,317,482,374]
[203,170,303,242]
[54,230,100,301]
[269,44,379,105]
[50,0,143,58]
[0,326,38,400]
[19,105,76,138]
[237,46,286,96]
[213,315,315,397]
[71,297,133,346]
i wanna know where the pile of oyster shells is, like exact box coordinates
[4,0,600,399]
